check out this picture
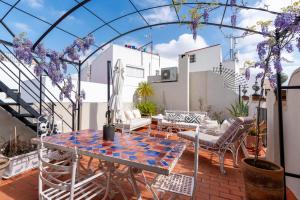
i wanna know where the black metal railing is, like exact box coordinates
[0,47,75,130]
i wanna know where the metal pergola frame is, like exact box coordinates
[0,1,298,199]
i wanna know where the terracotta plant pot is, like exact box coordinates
[246,135,257,150]
[241,158,284,200]
[0,157,9,178]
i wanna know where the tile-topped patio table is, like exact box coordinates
[32,129,186,199]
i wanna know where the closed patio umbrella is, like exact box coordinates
[109,59,125,123]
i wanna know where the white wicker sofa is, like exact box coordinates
[115,109,151,131]
[159,110,208,131]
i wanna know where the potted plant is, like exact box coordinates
[240,6,300,199]
[0,130,37,179]
[136,81,157,117]
[227,100,249,117]
[0,157,9,178]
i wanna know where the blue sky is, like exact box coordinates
[0,0,298,76]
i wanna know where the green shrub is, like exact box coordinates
[227,101,249,117]
[137,101,157,116]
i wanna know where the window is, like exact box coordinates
[190,54,196,63]
[126,65,144,78]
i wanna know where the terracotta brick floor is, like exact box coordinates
[0,130,297,200]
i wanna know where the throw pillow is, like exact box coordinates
[132,109,142,119]
[185,114,201,124]
[125,110,135,120]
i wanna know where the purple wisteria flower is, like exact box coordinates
[203,9,209,23]
[190,16,200,40]
[273,57,282,73]
[245,68,250,80]
[230,0,236,6]
[231,14,237,27]
[297,37,300,51]
[261,25,269,36]
[256,72,264,79]
[275,13,296,31]
[257,40,269,60]
[285,42,293,53]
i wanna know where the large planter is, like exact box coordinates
[241,158,284,200]
[2,150,39,179]
[0,157,10,178]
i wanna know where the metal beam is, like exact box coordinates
[88,2,280,35]
[0,0,95,45]
[220,0,229,28]
[32,0,91,50]
[73,0,121,35]
[171,0,181,22]
[0,0,20,22]
[127,0,150,26]
[82,20,267,64]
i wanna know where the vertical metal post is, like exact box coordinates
[39,75,42,115]
[238,85,241,103]
[18,70,21,113]
[77,61,81,130]
[277,72,286,199]
[107,60,111,125]
[72,106,75,131]
[275,30,286,200]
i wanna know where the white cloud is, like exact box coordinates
[133,0,176,24]
[14,22,32,33]
[144,7,176,24]
[154,33,208,60]
[26,0,43,8]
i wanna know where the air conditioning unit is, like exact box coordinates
[161,67,177,82]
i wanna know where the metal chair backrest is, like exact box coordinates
[216,117,254,148]
[38,135,78,199]
[192,126,200,200]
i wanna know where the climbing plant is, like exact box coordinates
[12,33,94,102]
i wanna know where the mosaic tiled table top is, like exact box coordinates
[37,129,186,175]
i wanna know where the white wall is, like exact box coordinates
[87,44,177,103]
[189,71,239,116]
[266,68,300,199]
[150,55,189,111]
[185,45,222,72]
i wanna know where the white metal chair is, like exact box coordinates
[178,117,254,174]
[38,135,105,200]
[151,126,200,200]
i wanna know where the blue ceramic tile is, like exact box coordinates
[133,137,143,141]
[138,142,149,147]
[160,140,171,146]
[161,160,169,166]
[147,160,156,165]
[123,151,136,155]
[99,150,106,154]
[145,150,160,157]
[164,147,172,151]
[113,153,120,157]
[129,156,137,160]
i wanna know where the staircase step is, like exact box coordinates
[13,113,35,118]
[0,102,19,106]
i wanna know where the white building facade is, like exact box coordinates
[84,44,177,103]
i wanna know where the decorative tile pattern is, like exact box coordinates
[41,129,186,175]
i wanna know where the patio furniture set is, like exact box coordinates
[33,110,253,200]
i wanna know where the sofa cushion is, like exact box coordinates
[165,112,186,122]
[132,109,142,119]
[125,110,135,120]
[184,113,202,124]
[120,111,127,123]
[129,118,151,130]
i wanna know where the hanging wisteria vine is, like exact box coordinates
[12,33,94,102]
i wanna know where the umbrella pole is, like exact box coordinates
[107,60,111,125]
